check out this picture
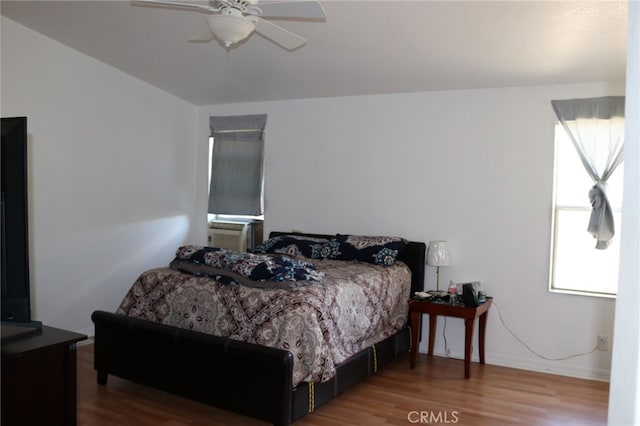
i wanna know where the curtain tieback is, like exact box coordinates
[588,182,606,210]
[588,182,614,249]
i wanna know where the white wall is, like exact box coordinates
[1,17,198,335]
[608,1,640,424]
[197,81,624,381]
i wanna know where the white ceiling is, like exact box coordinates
[1,0,629,106]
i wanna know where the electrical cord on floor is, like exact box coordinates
[442,318,460,358]
[492,300,599,361]
[442,317,449,356]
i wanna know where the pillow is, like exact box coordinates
[253,235,329,259]
[173,245,324,284]
[324,234,407,266]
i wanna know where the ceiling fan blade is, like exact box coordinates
[253,17,307,50]
[130,0,220,14]
[258,1,326,20]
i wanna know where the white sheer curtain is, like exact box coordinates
[208,114,267,216]
[551,96,625,249]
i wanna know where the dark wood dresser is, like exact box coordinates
[1,325,87,426]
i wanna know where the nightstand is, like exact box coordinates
[409,298,492,379]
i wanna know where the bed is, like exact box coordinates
[91,231,426,425]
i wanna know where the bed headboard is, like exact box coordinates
[268,231,426,297]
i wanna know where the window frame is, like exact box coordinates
[548,122,622,298]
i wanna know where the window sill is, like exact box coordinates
[549,287,617,299]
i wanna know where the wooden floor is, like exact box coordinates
[77,342,609,425]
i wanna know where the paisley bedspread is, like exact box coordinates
[116,258,411,386]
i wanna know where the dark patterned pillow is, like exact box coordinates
[324,234,407,266]
[253,235,329,259]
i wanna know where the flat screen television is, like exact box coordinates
[1,116,32,323]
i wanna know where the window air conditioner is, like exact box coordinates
[208,221,249,252]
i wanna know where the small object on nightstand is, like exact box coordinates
[414,291,433,301]
[447,281,459,305]
[462,283,480,307]
[426,289,448,298]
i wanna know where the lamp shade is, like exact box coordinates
[427,241,451,267]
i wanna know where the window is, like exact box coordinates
[549,122,624,297]
[207,136,264,223]
[207,114,266,220]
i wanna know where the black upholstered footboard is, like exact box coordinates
[92,310,410,425]
[92,311,293,424]
[92,310,294,424]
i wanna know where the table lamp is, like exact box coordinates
[427,240,450,296]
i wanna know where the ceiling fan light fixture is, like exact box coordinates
[207,14,255,48]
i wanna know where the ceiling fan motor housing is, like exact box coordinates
[220,0,259,15]
[207,12,255,47]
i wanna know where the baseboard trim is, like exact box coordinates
[76,325,95,346]
[425,348,611,382]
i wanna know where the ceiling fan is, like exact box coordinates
[131,0,326,50]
